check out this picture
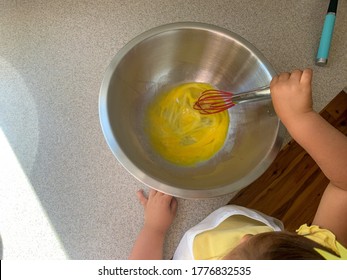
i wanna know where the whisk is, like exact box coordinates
[193,85,271,114]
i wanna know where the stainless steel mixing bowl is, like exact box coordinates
[99,22,284,199]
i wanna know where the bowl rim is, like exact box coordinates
[99,22,284,199]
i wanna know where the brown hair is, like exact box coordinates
[224,231,338,260]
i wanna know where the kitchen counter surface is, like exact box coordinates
[0,0,346,259]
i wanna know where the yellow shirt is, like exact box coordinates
[193,219,346,260]
[173,205,284,260]
[193,215,274,260]
[296,224,345,257]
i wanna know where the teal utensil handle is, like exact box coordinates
[316,0,338,66]
[316,13,336,65]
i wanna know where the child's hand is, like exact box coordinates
[136,189,178,234]
[270,69,314,126]
[129,189,178,259]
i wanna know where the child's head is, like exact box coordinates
[223,231,336,260]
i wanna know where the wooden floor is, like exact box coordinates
[228,90,347,232]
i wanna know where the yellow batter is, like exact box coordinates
[145,82,229,166]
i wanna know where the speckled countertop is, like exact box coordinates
[0,0,346,259]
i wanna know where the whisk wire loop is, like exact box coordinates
[193,86,271,114]
[193,89,236,114]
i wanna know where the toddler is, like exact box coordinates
[129,69,347,260]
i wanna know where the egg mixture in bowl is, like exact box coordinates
[145,83,229,166]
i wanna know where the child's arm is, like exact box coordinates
[128,189,177,259]
[270,69,347,246]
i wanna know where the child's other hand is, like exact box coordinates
[270,69,314,126]
[136,189,178,234]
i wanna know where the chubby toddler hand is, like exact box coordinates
[136,189,178,234]
[270,69,314,126]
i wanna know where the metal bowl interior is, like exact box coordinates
[99,22,284,198]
